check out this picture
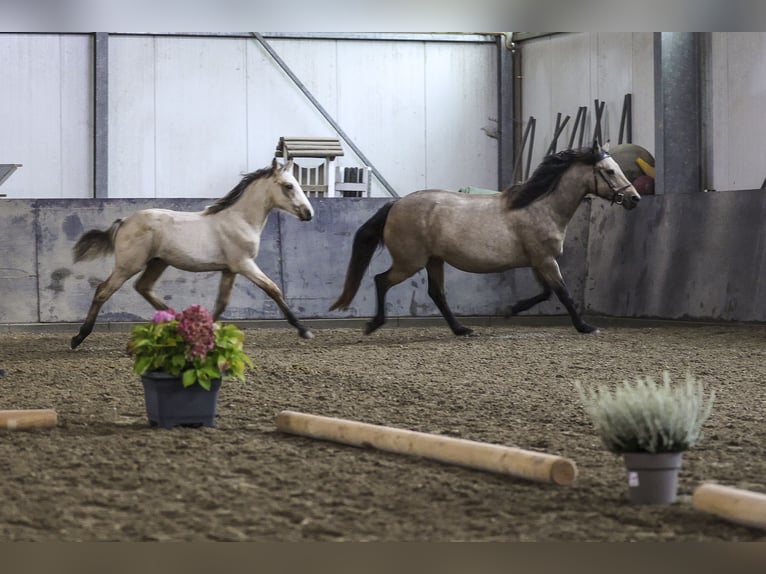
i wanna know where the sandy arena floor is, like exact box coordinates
[1,320,765,541]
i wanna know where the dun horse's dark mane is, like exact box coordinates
[203,165,275,215]
[502,148,605,210]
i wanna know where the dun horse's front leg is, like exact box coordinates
[238,261,314,339]
[534,259,598,334]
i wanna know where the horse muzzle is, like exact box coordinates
[621,193,641,210]
[298,208,314,221]
[613,190,641,210]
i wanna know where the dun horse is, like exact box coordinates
[330,144,641,335]
[71,158,315,349]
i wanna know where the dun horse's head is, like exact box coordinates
[270,158,314,221]
[591,144,641,210]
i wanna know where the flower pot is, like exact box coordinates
[140,371,221,429]
[622,452,683,505]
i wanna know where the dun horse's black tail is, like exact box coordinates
[330,201,396,311]
[72,219,123,262]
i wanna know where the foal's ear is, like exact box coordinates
[284,158,294,171]
[271,157,279,170]
[602,140,612,153]
[591,139,599,153]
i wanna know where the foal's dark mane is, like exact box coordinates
[203,165,276,215]
[503,148,605,210]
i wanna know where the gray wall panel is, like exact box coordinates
[586,190,766,321]
[0,202,38,322]
[1,196,592,327]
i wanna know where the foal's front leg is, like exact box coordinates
[237,260,314,339]
[212,271,236,320]
[534,258,598,334]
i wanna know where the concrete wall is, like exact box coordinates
[0,197,590,326]
[3,188,765,327]
[586,189,766,321]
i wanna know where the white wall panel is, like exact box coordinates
[424,42,497,191]
[3,34,500,200]
[336,41,427,196]
[245,38,339,170]
[520,36,552,177]
[109,36,156,198]
[630,33,655,151]
[154,37,248,199]
[709,33,766,191]
[521,33,655,174]
[0,34,92,198]
[549,34,590,153]
[60,37,94,198]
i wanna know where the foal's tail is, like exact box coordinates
[330,201,396,311]
[72,219,123,262]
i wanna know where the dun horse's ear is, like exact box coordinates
[271,157,279,170]
[591,139,599,153]
[284,158,294,171]
[603,140,611,153]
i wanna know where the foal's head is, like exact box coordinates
[266,158,314,221]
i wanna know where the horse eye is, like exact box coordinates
[606,169,615,175]
[283,183,293,191]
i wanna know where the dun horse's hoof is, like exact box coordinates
[70,336,82,350]
[453,326,475,336]
[577,323,600,334]
[300,330,315,340]
[364,320,384,335]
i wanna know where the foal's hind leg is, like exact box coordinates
[505,270,552,317]
[134,258,170,310]
[425,258,474,336]
[534,258,597,333]
[71,268,141,349]
[237,260,314,339]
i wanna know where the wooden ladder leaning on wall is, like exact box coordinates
[274,137,370,198]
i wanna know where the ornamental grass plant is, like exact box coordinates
[575,372,715,454]
[127,305,253,390]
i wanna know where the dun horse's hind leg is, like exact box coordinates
[134,258,170,310]
[534,258,597,334]
[425,258,474,336]
[71,268,140,349]
[505,270,552,317]
[238,260,314,339]
[212,271,236,320]
[366,265,418,335]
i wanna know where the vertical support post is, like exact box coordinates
[327,158,337,198]
[497,34,515,190]
[94,32,109,198]
[654,32,702,195]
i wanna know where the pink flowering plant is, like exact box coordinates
[127,305,253,390]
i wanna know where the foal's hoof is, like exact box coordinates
[70,336,82,350]
[299,330,315,340]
